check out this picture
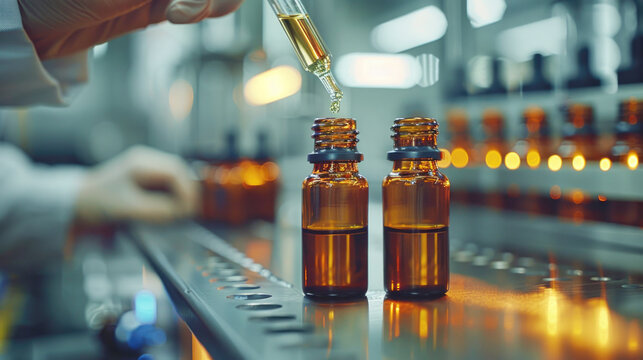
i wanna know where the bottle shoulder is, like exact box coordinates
[383,170,450,186]
[303,172,368,187]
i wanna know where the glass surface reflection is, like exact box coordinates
[382,297,448,359]
[302,298,369,357]
[380,274,642,359]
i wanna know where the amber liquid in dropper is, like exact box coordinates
[278,14,343,113]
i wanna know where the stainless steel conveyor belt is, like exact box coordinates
[124,204,643,360]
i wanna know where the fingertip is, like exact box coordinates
[166,0,210,24]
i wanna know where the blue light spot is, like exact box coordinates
[135,290,157,324]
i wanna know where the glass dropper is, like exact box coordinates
[266,0,343,113]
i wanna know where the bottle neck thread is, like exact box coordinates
[308,118,363,163]
[387,117,441,161]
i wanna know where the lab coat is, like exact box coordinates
[0,0,88,272]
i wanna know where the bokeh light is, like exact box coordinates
[548,155,562,172]
[504,152,521,170]
[244,65,302,105]
[526,149,541,168]
[599,157,612,171]
[485,150,502,169]
[451,148,469,168]
[572,154,586,171]
[437,148,451,168]
[626,152,638,170]
[169,79,194,121]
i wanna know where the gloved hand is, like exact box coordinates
[74,146,200,225]
[17,0,244,60]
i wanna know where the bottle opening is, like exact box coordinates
[387,117,441,161]
[308,118,363,163]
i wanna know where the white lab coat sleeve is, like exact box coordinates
[0,0,88,106]
[0,144,86,273]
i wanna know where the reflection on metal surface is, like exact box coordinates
[382,298,446,358]
[303,299,369,358]
[129,207,643,360]
[192,333,213,360]
[379,274,642,359]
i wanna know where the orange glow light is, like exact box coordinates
[485,150,502,169]
[241,161,264,187]
[437,148,451,168]
[572,154,586,171]
[192,333,213,360]
[451,148,469,168]
[548,155,562,172]
[598,194,607,202]
[571,190,584,204]
[550,185,561,200]
[504,152,521,170]
[526,149,541,168]
[626,152,639,170]
[628,321,640,353]
[599,157,611,171]
[261,162,280,181]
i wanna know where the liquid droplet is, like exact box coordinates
[329,90,342,113]
[330,99,341,113]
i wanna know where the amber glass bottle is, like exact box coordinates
[514,107,554,214]
[557,104,598,162]
[556,104,597,222]
[611,98,641,169]
[383,117,450,298]
[302,118,368,298]
[608,98,641,226]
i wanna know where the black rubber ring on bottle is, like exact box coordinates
[308,149,364,163]
[387,147,442,161]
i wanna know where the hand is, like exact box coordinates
[75,146,200,225]
[18,0,244,60]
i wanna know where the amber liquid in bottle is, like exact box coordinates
[302,118,368,298]
[278,14,343,113]
[383,118,450,298]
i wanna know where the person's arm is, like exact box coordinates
[0,0,243,106]
[0,144,84,272]
[0,144,199,273]
[0,0,88,106]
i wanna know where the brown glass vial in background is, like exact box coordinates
[514,106,555,214]
[444,109,474,205]
[479,109,507,209]
[383,118,450,298]
[557,103,598,163]
[302,118,368,298]
[556,104,598,222]
[243,132,281,222]
[446,108,475,168]
[610,98,641,170]
[608,98,642,226]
